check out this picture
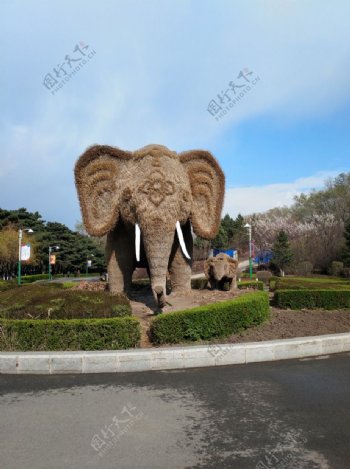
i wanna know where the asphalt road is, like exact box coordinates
[1,353,350,469]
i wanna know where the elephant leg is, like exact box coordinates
[169,220,193,292]
[106,223,134,295]
[230,277,237,290]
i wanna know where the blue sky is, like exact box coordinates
[1,0,350,228]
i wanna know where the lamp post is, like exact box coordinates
[86,254,94,275]
[48,245,60,281]
[18,228,34,286]
[244,223,253,280]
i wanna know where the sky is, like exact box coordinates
[1,0,350,229]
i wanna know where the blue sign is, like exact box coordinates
[213,248,237,259]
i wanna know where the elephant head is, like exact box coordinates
[75,144,225,306]
[204,253,238,284]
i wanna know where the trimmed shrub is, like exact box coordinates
[238,281,264,291]
[21,274,64,283]
[272,277,350,291]
[275,289,350,310]
[191,278,263,291]
[256,271,272,284]
[269,276,279,292]
[240,272,257,279]
[150,291,269,344]
[111,305,132,317]
[0,317,140,351]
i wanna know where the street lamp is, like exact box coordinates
[244,223,253,280]
[86,254,94,275]
[48,245,60,281]
[18,228,34,286]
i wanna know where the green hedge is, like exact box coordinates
[240,273,257,279]
[238,281,264,291]
[21,274,64,283]
[0,317,140,351]
[275,289,350,310]
[191,278,264,291]
[150,291,269,344]
[19,273,98,284]
[269,276,279,291]
[271,276,350,291]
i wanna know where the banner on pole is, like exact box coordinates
[20,244,31,261]
[50,254,56,265]
[87,260,92,267]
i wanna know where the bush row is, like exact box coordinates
[239,273,257,279]
[238,281,264,291]
[150,291,269,344]
[22,274,64,283]
[269,276,350,292]
[269,276,279,291]
[0,317,140,351]
[274,289,350,310]
[191,277,263,291]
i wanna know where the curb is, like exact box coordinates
[1,332,350,374]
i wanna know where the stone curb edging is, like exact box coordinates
[1,332,350,374]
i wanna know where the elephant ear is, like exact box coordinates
[74,145,132,237]
[204,257,213,279]
[180,150,225,239]
[228,258,238,277]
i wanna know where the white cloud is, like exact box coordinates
[223,171,339,217]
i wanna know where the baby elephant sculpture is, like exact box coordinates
[75,144,224,309]
[204,253,238,291]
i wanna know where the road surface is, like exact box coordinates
[1,353,349,468]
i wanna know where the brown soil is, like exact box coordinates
[225,307,350,344]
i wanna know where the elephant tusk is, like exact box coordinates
[176,221,191,260]
[135,223,141,262]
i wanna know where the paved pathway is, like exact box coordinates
[49,261,253,283]
[1,353,349,468]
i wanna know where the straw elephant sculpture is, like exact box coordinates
[75,144,225,309]
[204,253,238,291]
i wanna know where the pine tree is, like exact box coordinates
[272,230,293,277]
[342,220,350,267]
[213,224,228,249]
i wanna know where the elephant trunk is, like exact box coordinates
[211,263,225,282]
[140,221,175,310]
